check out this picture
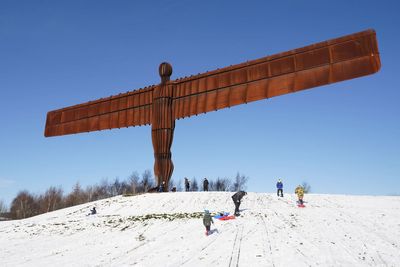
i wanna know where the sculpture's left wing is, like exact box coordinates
[44,86,155,137]
[172,29,380,120]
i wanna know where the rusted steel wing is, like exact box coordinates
[44,86,155,137]
[172,29,380,119]
[45,29,380,138]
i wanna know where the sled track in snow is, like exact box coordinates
[123,218,184,259]
[318,197,394,265]
[323,197,397,248]
[180,227,222,266]
[256,195,276,267]
[228,224,244,267]
[260,214,275,267]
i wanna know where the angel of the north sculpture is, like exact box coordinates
[45,29,381,191]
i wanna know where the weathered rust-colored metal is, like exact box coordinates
[152,63,175,191]
[172,29,381,119]
[44,29,381,190]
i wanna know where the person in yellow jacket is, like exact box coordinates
[295,185,305,205]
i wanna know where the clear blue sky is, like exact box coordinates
[1,0,399,207]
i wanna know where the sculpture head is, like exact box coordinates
[159,62,173,84]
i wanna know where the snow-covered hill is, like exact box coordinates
[0,192,399,266]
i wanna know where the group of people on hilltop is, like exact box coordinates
[154,177,209,192]
[160,177,304,205]
[184,177,209,192]
[276,178,305,205]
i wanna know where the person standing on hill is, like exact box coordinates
[203,209,214,236]
[276,179,284,197]
[203,178,209,191]
[295,185,305,205]
[158,181,166,192]
[231,191,247,216]
[184,177,190,192]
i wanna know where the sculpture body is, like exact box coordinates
[152,64,175,190]
[44,29,381,190]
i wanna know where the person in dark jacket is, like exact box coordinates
[203,178,209,191]
[90,207,96,215]
[231,191,247,216]
[276,179,283,197]
[184,177,190,192]
[203,209,214,235]
[158,181,165,192]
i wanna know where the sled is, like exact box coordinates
[219,215,236,220]
[213,212,230,219]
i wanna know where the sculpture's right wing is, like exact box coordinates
[44,86,155,137]
[172,29,381,120]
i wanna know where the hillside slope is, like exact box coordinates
[0,192,399,266]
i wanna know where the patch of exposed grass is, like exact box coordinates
[126,212,203,222]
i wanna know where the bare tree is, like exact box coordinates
[191,177,199,191]
[141,169,154,192]
[128,172,140,194]
[0,199,7,214]
[208,180,214,191]
[109,177,122,196]
[90,178,109,200]
[119,180,130,195]
[302,182,311,193]
[176,178,183,192]
[168,179,176,191]
[38,186,64,213]
[211,177,231,191]
[65,182,86,207]
[231,172,249,192]
[10,190,39,219]
[85,185,95,202]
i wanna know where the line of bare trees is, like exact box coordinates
[7,170,155,220]
[4,171,249,220]
[0,199,7,219]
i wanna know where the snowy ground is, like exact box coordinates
[0,192,399,267]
